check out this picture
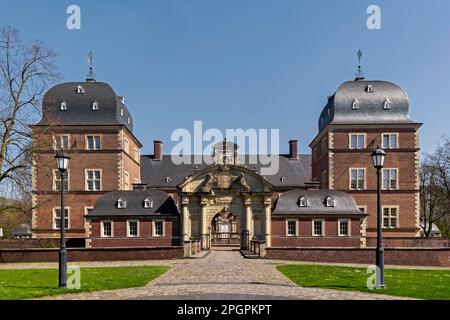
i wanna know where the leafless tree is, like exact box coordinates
[0,26,60,218]
[420,137,450,238]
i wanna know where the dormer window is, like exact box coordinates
[383,98,391,110]
[77,85,85,94]
[92,101,99,111]
[60,101,67,111]
[325,196,335,207]
[165,177,171,183]
[120,108,124,117]
[127,117,131,125]
[352,99,359,110]
[117,198,127,209]
[299,196,308,207]
[280,177,286,182]
[144,198,153,209]
[365,84,374,93]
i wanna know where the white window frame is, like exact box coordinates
[85,169,102,191]
[349,133,366,150]
[349,168,366,190]
[84,206,94,216]
[52,207,70,230]
[86,135,101,150]
[325,196,335,207]
[127,220,139,237]
[338,219,351,237]
[53,169,70,191]
[382,133,399,149]
[144,198,154,209]
[153,220,164,237]
[298,196,307,207]
[53,134,71,150]
[286,219,298,237]
[101,220,113,238]
[382,168,399,190]
[117,198,127,209]
[312,219,324,237]
[383,206,399,229]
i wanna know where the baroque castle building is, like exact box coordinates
[30,71,421,250]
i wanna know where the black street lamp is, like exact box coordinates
[55,149,70,288]
[371,147,386,289]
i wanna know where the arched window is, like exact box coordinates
[117,198,127,209]
[77,85,85,94]
[92,101,99,111]
[144,198,153,209]
[299,196,307,207]
[383,98,391,110]
[352,99,359,110]
[60,101,67,111]
[325,196,335,207]
[365,84,374,93]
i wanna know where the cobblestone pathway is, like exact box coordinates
[40,249,408,300]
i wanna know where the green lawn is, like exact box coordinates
[277,264,450,300]
[0,266,169,300]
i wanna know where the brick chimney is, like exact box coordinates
[289,140,298,160]
[154,140,163,161]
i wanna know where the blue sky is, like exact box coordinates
[1,0,449,155]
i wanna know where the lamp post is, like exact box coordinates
[371,147,386,289]
[55,150,70,288]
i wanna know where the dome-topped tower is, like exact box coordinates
[318,79,411,132]
[36,81,133,132]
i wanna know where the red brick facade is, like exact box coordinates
[271,216,362,247]
[310,123,421,238]
[31,125,142,240]
[87,218,180,248]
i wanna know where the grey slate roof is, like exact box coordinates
[86,190,179,217]
[318,79,412,132]
[140,154,313,189]
[273,189,363,216]
[35,82,133,131]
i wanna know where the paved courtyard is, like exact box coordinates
[39,249,407,300]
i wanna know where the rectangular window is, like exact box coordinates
[349,134,365,150]
[128,220,138,237]
[338,219,350,236]
[101,221,113,238]
[382,169,398,190]
[383,207,398,229]
[312,220,324,236]
[350,169,366,190]
[54,135,70,150]
[134,148,139,162]
[382,134,398,149]
[154,221,164,237]
[287,220,297,236]
[86,170,101,191]
[53,208,69,230]
[86,135,101,150]
[53,170,69,191]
